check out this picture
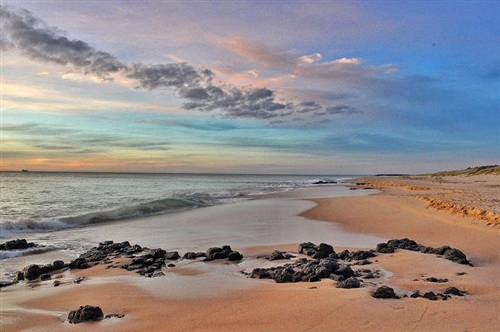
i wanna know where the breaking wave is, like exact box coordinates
[0,197,208,237]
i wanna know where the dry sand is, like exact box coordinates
[2,175,500,331]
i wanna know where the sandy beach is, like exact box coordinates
[2,175,500,331]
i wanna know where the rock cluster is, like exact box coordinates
[409,287,467,301]
[68,305,104,324]
[67,305,125,324]
[249,242,375,286]
[0,239,36,250]
[257,250,294,261]
[13,240,245,283]
[376,238,473,265]
[204,245,243,261]
[17,260,67,282]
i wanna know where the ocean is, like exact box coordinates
[0,172,381,284]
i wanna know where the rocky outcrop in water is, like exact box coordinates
[0,239,36,250]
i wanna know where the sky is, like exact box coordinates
[1,1,499,175]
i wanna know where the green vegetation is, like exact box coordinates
[432,165,500,177]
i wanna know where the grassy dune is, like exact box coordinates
[432,165,500,176]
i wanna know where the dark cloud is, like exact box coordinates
[127,63,207,90]
[0,6,124,81]
[0,6,360,122]
[322,105,359,115]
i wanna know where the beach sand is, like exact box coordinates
[1,175,500,331]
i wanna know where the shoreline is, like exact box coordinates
[2,175,500,331]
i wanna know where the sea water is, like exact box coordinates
[0,172,349,237]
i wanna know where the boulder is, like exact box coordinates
[423,291,438,301]
[228,251,243,261]
[52,260,66,270]
[165,251,180,260]
[0,239,36,250]
[336,277,361,289]
[298,242,316,254]
[444,287,464,296]
[333,264,355,278]
[270,250,286,261]
[23,264,42,281]
[372,285,397,299]
[68,305,104,324]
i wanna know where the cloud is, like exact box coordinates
[298,53,322,64]
[0,6,124,82]
[0,6,360,122]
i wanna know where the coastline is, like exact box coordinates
[2,176,500,331]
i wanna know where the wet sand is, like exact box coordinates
[2,176,500,331]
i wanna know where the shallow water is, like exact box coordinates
[0,186,385,284]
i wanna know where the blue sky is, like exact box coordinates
[1,1,499,174]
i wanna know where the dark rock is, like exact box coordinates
[336,277,361,289]
[167,263,176,267]
[410,291,421,298]
[312,251,329,259]
[183,252,206,259]
[313,180,337,184]
[298,242,316,254]
[353,259,372,266]
[0,239,36,250]
[372,285,397,299]
[53,280,61,287]
[316,243,335,255]
[444,287,464,296]
[270,250,287,261]
[308,275,320,283]
[315,266,332,278]
[68,305,104,324]
[16,271,25,281]
[39,273,51,281]
[105,314,125,319]
[275,268,294,283]
[423,291,438,301]
[425,277,448,283]
[23,264,42,281]
[165,251,180,260]
[377,239,472,266]
[250,268,270,279]
[443,248,471,265]
[333,264,355,278]
[52,260,66,270]
[206,247,223,256]
[69,258,90,269]
[351,250,376,261]
[337,250,351,260]
[151,248,167,259]
[74,277,85,284]
[228,251,243,261]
